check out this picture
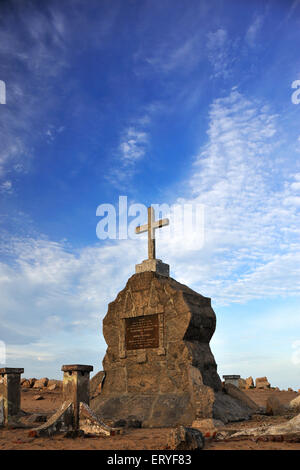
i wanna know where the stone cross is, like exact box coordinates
[136,207,169,260]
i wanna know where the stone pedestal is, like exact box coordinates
[91,272,255,427]
[31,364,122,437]
[135,259,169,277]
[62,364,93,430]
[0,367,24,426]
[223,375,241,388]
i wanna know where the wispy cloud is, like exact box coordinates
[107,119,150,186]
[206,28,236,79]
[167,88,300,304]
[120,128,148,164]
[245,15,264,47]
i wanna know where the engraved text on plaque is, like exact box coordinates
[125,314,159,350]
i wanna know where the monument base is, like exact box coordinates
[91,272,255,427]
[135,259,169,277]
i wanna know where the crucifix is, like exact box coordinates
[136,207,169,260]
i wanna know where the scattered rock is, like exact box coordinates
[255,377,270,389]
[33,378,49,389]
[47,379,62,388]
[245,376,254,389]
[168,426,205,450]
[22,380,31,388]
[266,396,287,416]
[34,395,44,401]
[229,412,300,438]
[289,395,300,412]
[238,378,247,389]
[48,384,57,391]
[191,418,224,432]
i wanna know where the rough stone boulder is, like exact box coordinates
[21,378,36,388]
[33,378,49,389]
[245,377,254,389]
[167,426,205,450]
[289,395,300,413]
[225,413,300,439]
[91,272,255,427]
[266,396,287,416]
[255,377,270,389]
[238,378,246,389]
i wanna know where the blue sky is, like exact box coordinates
[0,0,300,389]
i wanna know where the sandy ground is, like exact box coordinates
[0,387,299,450]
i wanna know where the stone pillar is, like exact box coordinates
[0,367,24,425]
[61,364,93,430]
[223,375,240,388]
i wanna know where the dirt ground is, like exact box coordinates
[0,386,299,450]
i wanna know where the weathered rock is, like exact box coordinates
[34,395,44,401]
[90,371,105,399]
[23,413,48,424]
[288,388,294,392]
[168,426,205,450]
[21,380,31,388]
[224,383,259,412]
[255,377,270,389]
[33,378,49,389]
[212,389,254,424]
[48,384,57,391]
[266,396,287,416]
[245,376,254,389]
[289,395,300,412]
[47,380,62,389]
[91,272,255,427]
[191,418,224,432]
[229,413,300,438]
[238,378,247,389]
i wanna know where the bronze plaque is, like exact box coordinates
[125,314,159,350]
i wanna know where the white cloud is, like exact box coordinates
[107,122,150,186]
[206,29,235,79]
[120,128,148,164]
[245,15,264,47]
[162,89,300,304]
[0,180,12,193]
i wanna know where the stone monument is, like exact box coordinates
[91,207,256,427]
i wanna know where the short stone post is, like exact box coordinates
[0,367,24,425]
[61,364,93,430]
[30,363,121,437]
[222,375,240,388]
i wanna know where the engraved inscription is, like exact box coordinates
[125,314,159,350]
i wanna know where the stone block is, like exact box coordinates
[91,272,255,427]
